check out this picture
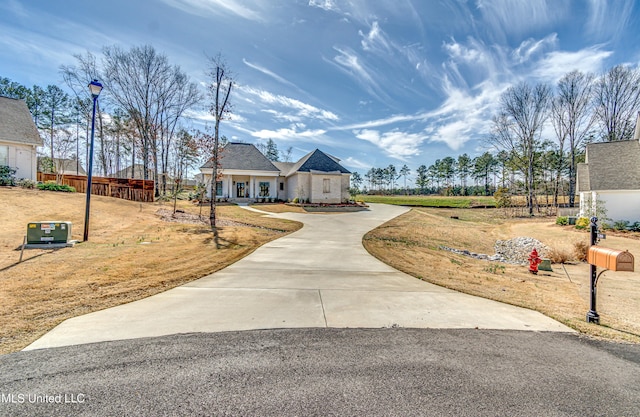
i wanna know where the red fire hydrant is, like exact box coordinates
[528,248,542,274]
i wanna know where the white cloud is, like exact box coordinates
[251,127,326,141]
[242,59,298,88]
[354,129,427,159]
[532,46,612,82]
[441,36,509,88]
[184,109,246,124]
[476,0,569,38]
[342,157,371,170]
[512,34,558,64]
[338,113,426,130]
[443,38,484,64]
[308,0,339,12]
[160,0,263,21]
[426,78,508,149]
[359,21,392,54]
[586,0,634,40]
[261,109,302,123]
[329,46,388,102]
[240,86,339,122]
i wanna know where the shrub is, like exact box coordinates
[575,217,590,230]
[573,241,589,262]
[17,178,37,189]
[493,187,511,208]
[548,247,572,264]
[37,182,76,192]
[555,216,568,226]
[612,220,630,231]
[292,197,299,204]
[0,165,16,186]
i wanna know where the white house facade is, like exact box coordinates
[0,96,42,180]
[200,142,351,203]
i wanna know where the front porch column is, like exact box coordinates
[274,176,278,200]
[250,175,255,198]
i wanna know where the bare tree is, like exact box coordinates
[60,52,102,172]
[594,65,640,142]
[489,82,552,215]
[205,54,233,248]
[157,72,201,195]
[551,70,595,207]
[102,45,199,195]
[280,146,293,162]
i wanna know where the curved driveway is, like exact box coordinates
[26,204,569,350]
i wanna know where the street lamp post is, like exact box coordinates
[83,79,103,242]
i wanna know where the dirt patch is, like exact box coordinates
[363,207,640,343]
[0,188,301,354]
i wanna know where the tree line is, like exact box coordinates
[354,65,640,214]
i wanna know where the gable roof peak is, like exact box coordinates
[288,148,350,175]
[0,96,43,146]
[201,142,279,171]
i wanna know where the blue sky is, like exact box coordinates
[1,0,639,178]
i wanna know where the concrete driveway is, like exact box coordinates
[26,204,570,350]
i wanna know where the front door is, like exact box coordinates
[236,182,245,198]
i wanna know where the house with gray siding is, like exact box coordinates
[0,96,42,180]
[576,114,640,223]
[200,142,351,203]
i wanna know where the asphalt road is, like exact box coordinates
[2,328,639,416]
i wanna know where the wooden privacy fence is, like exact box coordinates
[38,173,155,202]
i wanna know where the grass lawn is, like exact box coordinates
[0,188,302,354]
[358,194,496,208]
[363,207,640,343]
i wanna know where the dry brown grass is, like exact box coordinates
[363,207,640,343]
[0,188,301,354]
[547,247,573,264]
[573,240,589,262]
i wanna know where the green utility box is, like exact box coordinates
[27,221,72,244]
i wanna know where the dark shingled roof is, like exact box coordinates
[201,142,280,171]
[286,149,350,176]
[0,96,43,146]
[577,140,640,192]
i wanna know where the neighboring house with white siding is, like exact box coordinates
[199,142,351,203]
[0,96,42,180]
[576,114,640,223]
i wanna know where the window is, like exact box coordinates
[279,182,284,191]
[259,182,270,197]
[323,178,331,193]
[0,146,8,166]
[215,181,223,196]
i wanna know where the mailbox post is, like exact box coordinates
[585,217,634,324]
[587,217,599,324]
